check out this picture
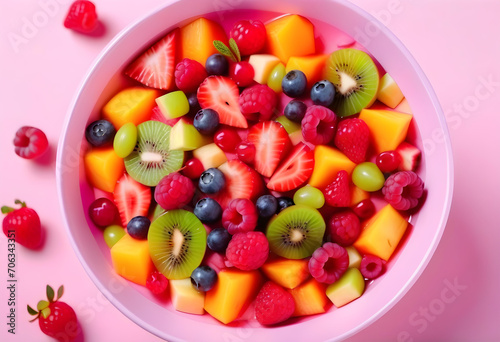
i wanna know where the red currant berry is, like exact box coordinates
[351,199,375,220]
[376,150,402,173]
[214,127,241,152]
[89,198,118,228]
[236,141,256,164]
[182,158,205,179]
[229,61,254,87]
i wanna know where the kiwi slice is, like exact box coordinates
[124,120,184,186]
[266,205,326,259]
[148,209,206,280]
[324,48,379,117]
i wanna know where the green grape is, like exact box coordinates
[113,122,137,158]
[275,115,301,134]
[267,63,286,93]
[352,162,385,192]
[293,185,325,209]
[103,225,126,248]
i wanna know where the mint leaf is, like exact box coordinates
[1,206,14,214]
[27,305,38,316]
[46,285,54,303]
[229,38,241,62]
[57,285,64,300]
[213,40,236,62]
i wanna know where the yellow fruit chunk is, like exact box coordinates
[289,278,329,317]
[248,54,281,84]
[359,108,413,154]
[286,55,328,88]
[204,269,262,324]
[265,14,315,64]
[350,185,370,206]
[180,18,228,65]
[102,87,159,129]
[346,246,362,269]
[192,143,227,170]
[170,119,212,151]
[110,234,154,286]
[353,204,408,261]
[308,145,356,189]
[84,147,124,193]
[169,278,205,315]
[261,258,310,289]
[395,97,412,114]
[325,268,365,307]
[377,73,404,108]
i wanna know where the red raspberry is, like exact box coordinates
[328,210,361,246]
[301,105,338,145]
[255,281,295,325]
[382,171,424,210]
[154,172,195,210]
[334,118,370,164]
[323,170,351,207]
[13,126,49,159]
[146,271,169,294]
[222,198,258,234]
[64,0,98,34]
[360,254,385,279]
[230,20,267,56]
[239,84,277,121]
[225,231,269,270]
[174,58,208,93]
[308,242,349,284]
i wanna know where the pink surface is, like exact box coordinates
[0,1,498,342]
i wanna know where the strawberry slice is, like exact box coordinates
[247,121,291,178]
[209,159,263,209]
[197,76,248,128]
[125,28,179,90]
[267,142,315,192]
[396,142,421,171]
[114,173,151,227]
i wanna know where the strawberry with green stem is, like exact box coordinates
[2,200,42,249]
[28,285,78,341]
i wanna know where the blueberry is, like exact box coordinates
[191,265,218,292]
[187,92,201,115]
[284,100,307,123]
[85,120,116,147]
[194,108,220,135]
[311,80,335,107]
[194,198,222,223]
[127,216,151,240]
[277,197,294,212]
[256,195,278,218]
[282,70,307,98]
[198,168,226,194]
[206,54,229,76]
[207,228,232,253]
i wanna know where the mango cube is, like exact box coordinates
[102,87,159,129]
[377,73,404,108]
[180,18,227,65]
[359,109,413,154]
[192,143,227,170]
[326,268,365,307]
[248,54,281,84]
[110,234,154,286]
[261,258,310,289]
[169,278,205,315]
[286,55,328,88]
[308,145,356,189]
[265,14,315,64]
[204,269,262,324]
[353,204,408,261]
[155,91,190,120]
[84,147,124,193]
[170,119,212,151]
[289,278,329,317]
[350,185,370,206]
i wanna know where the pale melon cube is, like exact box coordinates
[169,278,205,315]
[170,119,211,151]
[326,268,365,307]
[248,54,281,84]
[155,91,189,119]
[377,73,404,108]
[192,143,227,170]
[346,246,362,269]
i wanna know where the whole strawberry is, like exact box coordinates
[2,200,42,249]
[255,281,295,325]
[323,170,351,207]
[28,285,78,342]
[334,118,370,163]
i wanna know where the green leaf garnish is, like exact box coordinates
[37,300,49,311]
[213,40,236,62]
[229,38,241,62]
[1,206,14,214]
[46,285,54,303]
[57,285,64,300]
[27,305,38,316]
[41,308,51,319]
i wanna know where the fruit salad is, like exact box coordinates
[82,11,425,327]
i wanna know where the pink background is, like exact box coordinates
[1,0,499,341]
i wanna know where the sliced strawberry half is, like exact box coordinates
[396,142,421,171]
[114,173,152,227]
[247,121,291,178]
[209,159,263,209]
[267,142,315,192]
[125,28,179,90]
[197,76,248,128]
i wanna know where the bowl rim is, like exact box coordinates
[56,0,454,341]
